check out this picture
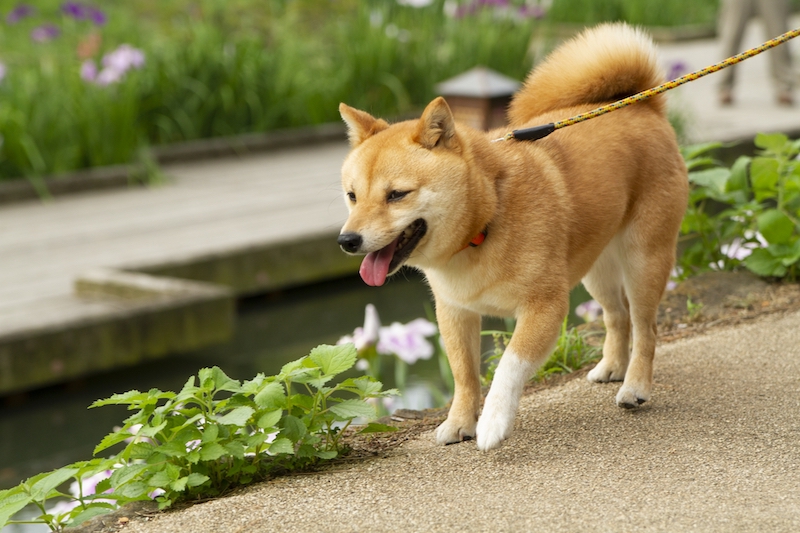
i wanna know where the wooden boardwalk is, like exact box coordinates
[0,22,798,393]
[0,142,351,336]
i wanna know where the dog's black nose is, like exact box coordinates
[337,232,363,253]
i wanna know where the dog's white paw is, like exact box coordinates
[587,358,627,382]
[616,381,651,409]
[475,400,516,451]
[435,416,476,445]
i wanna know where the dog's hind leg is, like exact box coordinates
[615,228,675,408]
[584,236,631,383]
[434,302,482,445]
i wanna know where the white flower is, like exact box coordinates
[397,0,433,6]
[718,231,767,264]
[83,44,145,86]
[377,318,438,364]
[575,299,603,323]
[337,304,381,351]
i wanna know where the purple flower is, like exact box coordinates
[575,299,603,323]
[6,4,35,24]
[666,60,689,80]
[0,62,6,84]
[62,1,87,18]
[87,6,106,25]
[62,2,106,25]
[30,24,60,43]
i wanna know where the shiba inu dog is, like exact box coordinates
[337,23,688,451]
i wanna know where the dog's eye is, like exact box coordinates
[347,192,356,202]
[387,190,410,202]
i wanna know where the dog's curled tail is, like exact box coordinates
[508,23,665,126]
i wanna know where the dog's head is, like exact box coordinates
[337,97,484,286]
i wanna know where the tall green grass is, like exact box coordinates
[0,0,719,182]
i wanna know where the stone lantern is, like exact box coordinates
[435,66,521,131]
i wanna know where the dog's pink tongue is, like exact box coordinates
[359,238,398,287]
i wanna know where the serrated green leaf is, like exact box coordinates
[269,437,294,455]
[93,429,134,455]
[315,449,338,460]
[186,473,210,488]
[67,505,115,528]
[246,431,275,448]
[89,390,145,407]
[256,409,282,429]
[147,471,172,488]
[689,168,730,200]
[757,209,795,245]
[254,382,285,410]
[240,373,265,394]
[755,132,789,154]
[215,406,254,426]
[341,376,383,396]
[681,141,723,163]
[279,358,306,377]
[170,477,189,492]
[114,481,149,499]
[224,441,245,459]
[751,157,780,199]
[726,156,750,192]
[745,248,787,277]
[109,464,149,488]
[329,399,375,421]
[209,366,241,392]
[199,442,228,461]
[202,423,219,443]
[309,344,357,377]
[29,467,80,501]
[0,488,33,528]
[359,422,399,434]
[280,415,307,442]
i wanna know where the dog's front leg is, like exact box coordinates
[434,301,482,445]
[476,298,567,451]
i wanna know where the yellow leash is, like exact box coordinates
[493,27,800,143]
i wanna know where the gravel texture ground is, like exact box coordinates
[117,308,800,533]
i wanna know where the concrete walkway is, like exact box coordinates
[1,19,799,394]
[124,309,800,533]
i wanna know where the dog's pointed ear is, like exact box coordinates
[339,103,390,147]
[415,97,458,150]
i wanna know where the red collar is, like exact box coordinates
[460,227,488,251]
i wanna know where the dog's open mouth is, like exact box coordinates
[359,219,427,287]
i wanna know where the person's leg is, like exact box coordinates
[718,0,755,104]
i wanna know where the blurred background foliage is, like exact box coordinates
[0,0,730,181]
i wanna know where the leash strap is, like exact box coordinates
[494,27,800,143]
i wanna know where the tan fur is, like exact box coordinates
[338,23,688,451]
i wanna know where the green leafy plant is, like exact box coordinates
[0,344,396,531]
[679,133,800,281]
